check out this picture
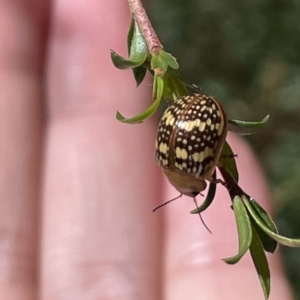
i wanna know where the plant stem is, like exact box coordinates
[128,0,163,54]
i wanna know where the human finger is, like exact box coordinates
[163,133,292,300]
[0,1,50,299]
[40,1,163,299]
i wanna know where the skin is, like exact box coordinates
[0,0,293,299]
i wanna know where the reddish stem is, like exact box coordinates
[128,0,163,54]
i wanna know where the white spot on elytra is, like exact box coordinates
[176,147,188,160]
[192,152,200,162]
[185,121,194,132]
[159,143,168,154]
[199,122,206,132]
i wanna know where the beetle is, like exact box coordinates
[155,93,227,198]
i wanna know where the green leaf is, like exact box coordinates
[251,220,277,253]
[153,74,164,101]
[245,197,277,253]
[220,141,239,183]
[116,75,164,124]
[158,50,179,70]
[151,50,179,76]
[244,197,300,247]
[151,71,188,102]
[116,94,161,124]
[223,196,252,264]
[165,71,189,99]
[110,50,143,69]
[190,171,217,214]
[111,18,148,70]
[128,20,148,65]
[228,115,269,135]
[247,198,278,233]
[250,225,271,300]
[126,18,135,55]
[132,66,147,86]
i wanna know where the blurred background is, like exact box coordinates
[147,0,300,298]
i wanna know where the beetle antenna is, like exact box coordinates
[152,194,183,212]
[193,197,212,234]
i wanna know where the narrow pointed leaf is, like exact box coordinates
[251,220,277,253]
[128,20,148,65]
[151,50,179,76]
[220,141,239,183]
[247,198,277,232]
[250,225,271,300]
[245,197,277,253]
[166,72,189,99]
[116,73,164,124]
[116,93,161,124]
[244,197,300,247]
[228,115,269,135]
[223,196,252,264]
[152,74,164,102]
[126,18,135,55]
[159,74,174,101]
[158,50,179,70]
[126,18,148,86]
[110,50,144,69]
[133,66,147,86]
[151,53,168,76]
[111,19,148,71]
[190,171,217,214]
[116,73,166,124]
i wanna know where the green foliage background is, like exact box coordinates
[147,0,300,298]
